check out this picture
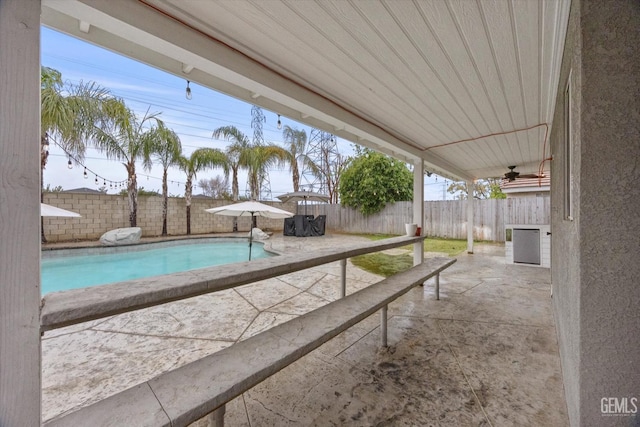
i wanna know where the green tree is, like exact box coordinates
[339,148,413,215]
[243,143,288,200]
[118,187,160,196]
[281,125,317,192]
[91,103,163,227]
[447,179,506,200]
[212,125,248,201]
[212,125,287,200]
[145,123,182,236]
[177,148,228,235]
[40,66,112,242]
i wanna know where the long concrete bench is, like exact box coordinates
[44,257,456,427]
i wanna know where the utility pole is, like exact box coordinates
[249,105,272,201]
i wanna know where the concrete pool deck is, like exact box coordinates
[41,233,568,426]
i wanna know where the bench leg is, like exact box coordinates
[207,404,225,427]
[380,305,388,348]
[435,273,440,300]
[340,258,347,298]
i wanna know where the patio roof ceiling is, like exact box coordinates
[41,0,570,182]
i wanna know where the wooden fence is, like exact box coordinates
[302,196,550,242]
[43,193,549,243]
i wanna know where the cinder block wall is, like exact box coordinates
[42,193,296,242]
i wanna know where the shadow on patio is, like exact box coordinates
[42,234,567,426]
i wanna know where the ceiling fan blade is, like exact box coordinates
[518,173,542,179]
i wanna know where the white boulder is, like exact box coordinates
[100,227,142,246]
[249,227,270,240]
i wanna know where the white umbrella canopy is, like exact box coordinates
[41,203,81,217]
[277,191,330,215]
[205,200,294,219]
[206,201,293,260]
[276,191,330,204]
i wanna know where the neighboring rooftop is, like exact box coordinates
[500,175,551,197]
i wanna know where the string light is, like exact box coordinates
[277,114,282,130]
[47,135,192,194]
[185,80,192,100]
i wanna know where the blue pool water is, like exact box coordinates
[41,240,273,294]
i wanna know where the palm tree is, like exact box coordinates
[281,125,317,192]
[41,67,112,168]
[212,125,250,201]
[177,148,228,234]
[40,66,112,241]
[212,125,287,200]
[145,122,182,236]
[242,143,288,200]
[92,103,162,227]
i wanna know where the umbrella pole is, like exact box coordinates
[249,213,254,260]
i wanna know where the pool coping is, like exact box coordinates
[41,236,277,259]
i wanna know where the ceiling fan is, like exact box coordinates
[503,166,543,181]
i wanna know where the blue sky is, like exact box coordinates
[41,27,452,200]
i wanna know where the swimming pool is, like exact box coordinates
[41,238,274,294]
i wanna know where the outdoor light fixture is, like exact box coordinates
[277,114,282,130]
[84,167,88,179]
[95,176,99,185]
[67,157,73,169]
[185,80,192,100]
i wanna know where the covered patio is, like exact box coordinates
[41,235,566,426]
[2,1,639,426]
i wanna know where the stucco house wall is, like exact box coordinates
[551,0,640,425]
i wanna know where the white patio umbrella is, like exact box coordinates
[276,190,330,215]
[205,201,293,260]
[41,203,81,217]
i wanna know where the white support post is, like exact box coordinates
[413,159,424,267]
[340,258,347,298]
[0,1,42,425]
[208,404,225,427]
[466,180,474,254]
[380,305,388,347]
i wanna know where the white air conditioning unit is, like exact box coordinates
[513,228,540,265]
[505,224,550,268]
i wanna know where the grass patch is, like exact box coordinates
[411,237,468,256]
[351,235,470,277]
[351,253,414,277]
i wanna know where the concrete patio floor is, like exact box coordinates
[41,234,568,426]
